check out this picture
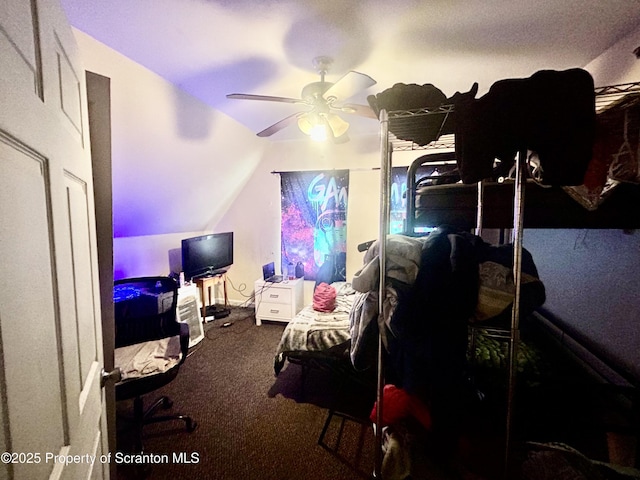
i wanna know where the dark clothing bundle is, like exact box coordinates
[349,227,545,451]
[367,69,596,187]
[367,82,478,146]
[384,228,480,448]
[454,68,596,186]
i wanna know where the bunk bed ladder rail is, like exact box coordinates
[373,108,391,479]
[502,148,527,477]
[475,179,484,237]
[469,150,526,479]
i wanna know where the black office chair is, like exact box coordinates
[114,276,197,452]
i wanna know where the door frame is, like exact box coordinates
[86,70,116,478]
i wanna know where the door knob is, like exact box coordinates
[100,367,122,388]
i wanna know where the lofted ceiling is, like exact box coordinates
[61,0,640,141]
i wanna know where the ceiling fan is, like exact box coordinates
[226,56,377,141]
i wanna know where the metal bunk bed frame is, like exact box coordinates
[373,80,640,479]
[375,109,529,478]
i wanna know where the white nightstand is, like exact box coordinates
[254,278,304,326]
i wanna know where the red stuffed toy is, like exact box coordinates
[370,384,432,431]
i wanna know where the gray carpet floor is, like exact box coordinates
[114,307,638,479]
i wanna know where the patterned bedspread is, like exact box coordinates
[274,284,355,373]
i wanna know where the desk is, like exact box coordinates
[195,273,228,320]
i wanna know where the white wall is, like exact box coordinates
[78,20,639,307]
[74,29,425,305]
[74,29,268,301]
[584,26,640,86]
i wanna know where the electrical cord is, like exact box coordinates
[183,275,288,347]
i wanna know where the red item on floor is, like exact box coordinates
[370,384,432,431]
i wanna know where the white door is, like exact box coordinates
[0,1,108,479]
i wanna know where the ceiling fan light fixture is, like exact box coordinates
[297,112,349,141]
[227,57,375,141]
[297,113,326,141]
[310,123,328,142]
[297,114,319,138]
[326,113,349,138]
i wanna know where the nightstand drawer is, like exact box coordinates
[256,302,292,319]
[260,287,292,305]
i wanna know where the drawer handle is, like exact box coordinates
[269,309,280,314]
[269,294,280,299]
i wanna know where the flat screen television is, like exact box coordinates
[181,232,234,281]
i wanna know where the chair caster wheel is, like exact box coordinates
[161,397,173,409]
[186,419,198,432]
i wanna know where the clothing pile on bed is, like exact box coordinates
[348,227,546,476]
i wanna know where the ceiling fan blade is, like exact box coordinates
[336,103,378,119]
[256,112,305,137]
[323,71,376,102]
[227,93,303,104]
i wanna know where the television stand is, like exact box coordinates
[195,272,229,322]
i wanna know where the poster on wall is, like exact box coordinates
[280,170,349,282]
